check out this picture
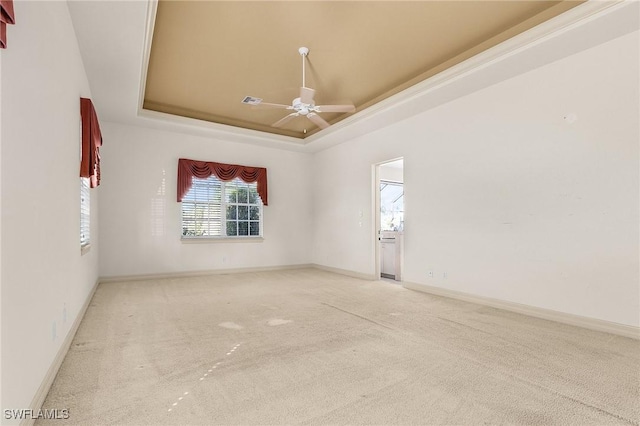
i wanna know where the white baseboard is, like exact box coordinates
[403,281,639,340]
[311,264,377,281]
[22,278,100,426]
[99,264,314,283]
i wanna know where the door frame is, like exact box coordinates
[373,157,404,281]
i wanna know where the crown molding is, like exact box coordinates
[135,0,638,153]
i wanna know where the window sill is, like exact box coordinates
[181,237,264,244]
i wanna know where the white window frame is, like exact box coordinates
[181,175,263,241]
[80,176,91,253]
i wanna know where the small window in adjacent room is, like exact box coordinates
[181,176,263,238]
[80,177,91,252]
[380,180,404,232]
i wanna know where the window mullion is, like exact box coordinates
[221,180,227,237]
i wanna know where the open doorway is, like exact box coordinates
[374,159,404,281]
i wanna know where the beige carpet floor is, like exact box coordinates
[39,268,639,425]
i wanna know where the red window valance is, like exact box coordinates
[0,0,15,49]
[80,98,103,188]
[177,158,268,206]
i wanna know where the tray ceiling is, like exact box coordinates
[143,1,583,140]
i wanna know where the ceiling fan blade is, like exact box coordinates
[272,113,299,128]
[307,112,330,129]
[300,87,315,104]
[315,104,356,113]
[252,102,292,109]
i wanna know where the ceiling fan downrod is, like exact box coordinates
[299,47,309,88]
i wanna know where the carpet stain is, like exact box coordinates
[267,319,292,326]
[218,322,243,330]
[168,344,242,414]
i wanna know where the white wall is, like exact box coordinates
[0,35,4,413]
[98,122,313,278]
[0,1,99,417]
[313,31,639,327]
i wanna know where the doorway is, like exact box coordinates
[374,159,404,281]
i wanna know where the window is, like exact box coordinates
[181,176,263,238]
[80,177,90,250]
[380,180,404,231]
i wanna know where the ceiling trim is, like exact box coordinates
[138,108,307,150]
[135,0,635,153]
[138,0,157,118]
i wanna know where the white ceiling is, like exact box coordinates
[67,0,639,153]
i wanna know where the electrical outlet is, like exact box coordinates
[443,272,448,279]
[428,271,434,278]
[222,256,226,264]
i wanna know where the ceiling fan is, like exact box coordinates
[242,47,355,130]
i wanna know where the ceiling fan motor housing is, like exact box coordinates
[292,97,313,115]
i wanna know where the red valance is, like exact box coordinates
[80,98,103,188]
[0,0,15,49]
[177,158,268,206]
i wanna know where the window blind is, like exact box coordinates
[80,177,90,247]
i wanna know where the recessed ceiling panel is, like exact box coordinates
[144,1,583,140]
